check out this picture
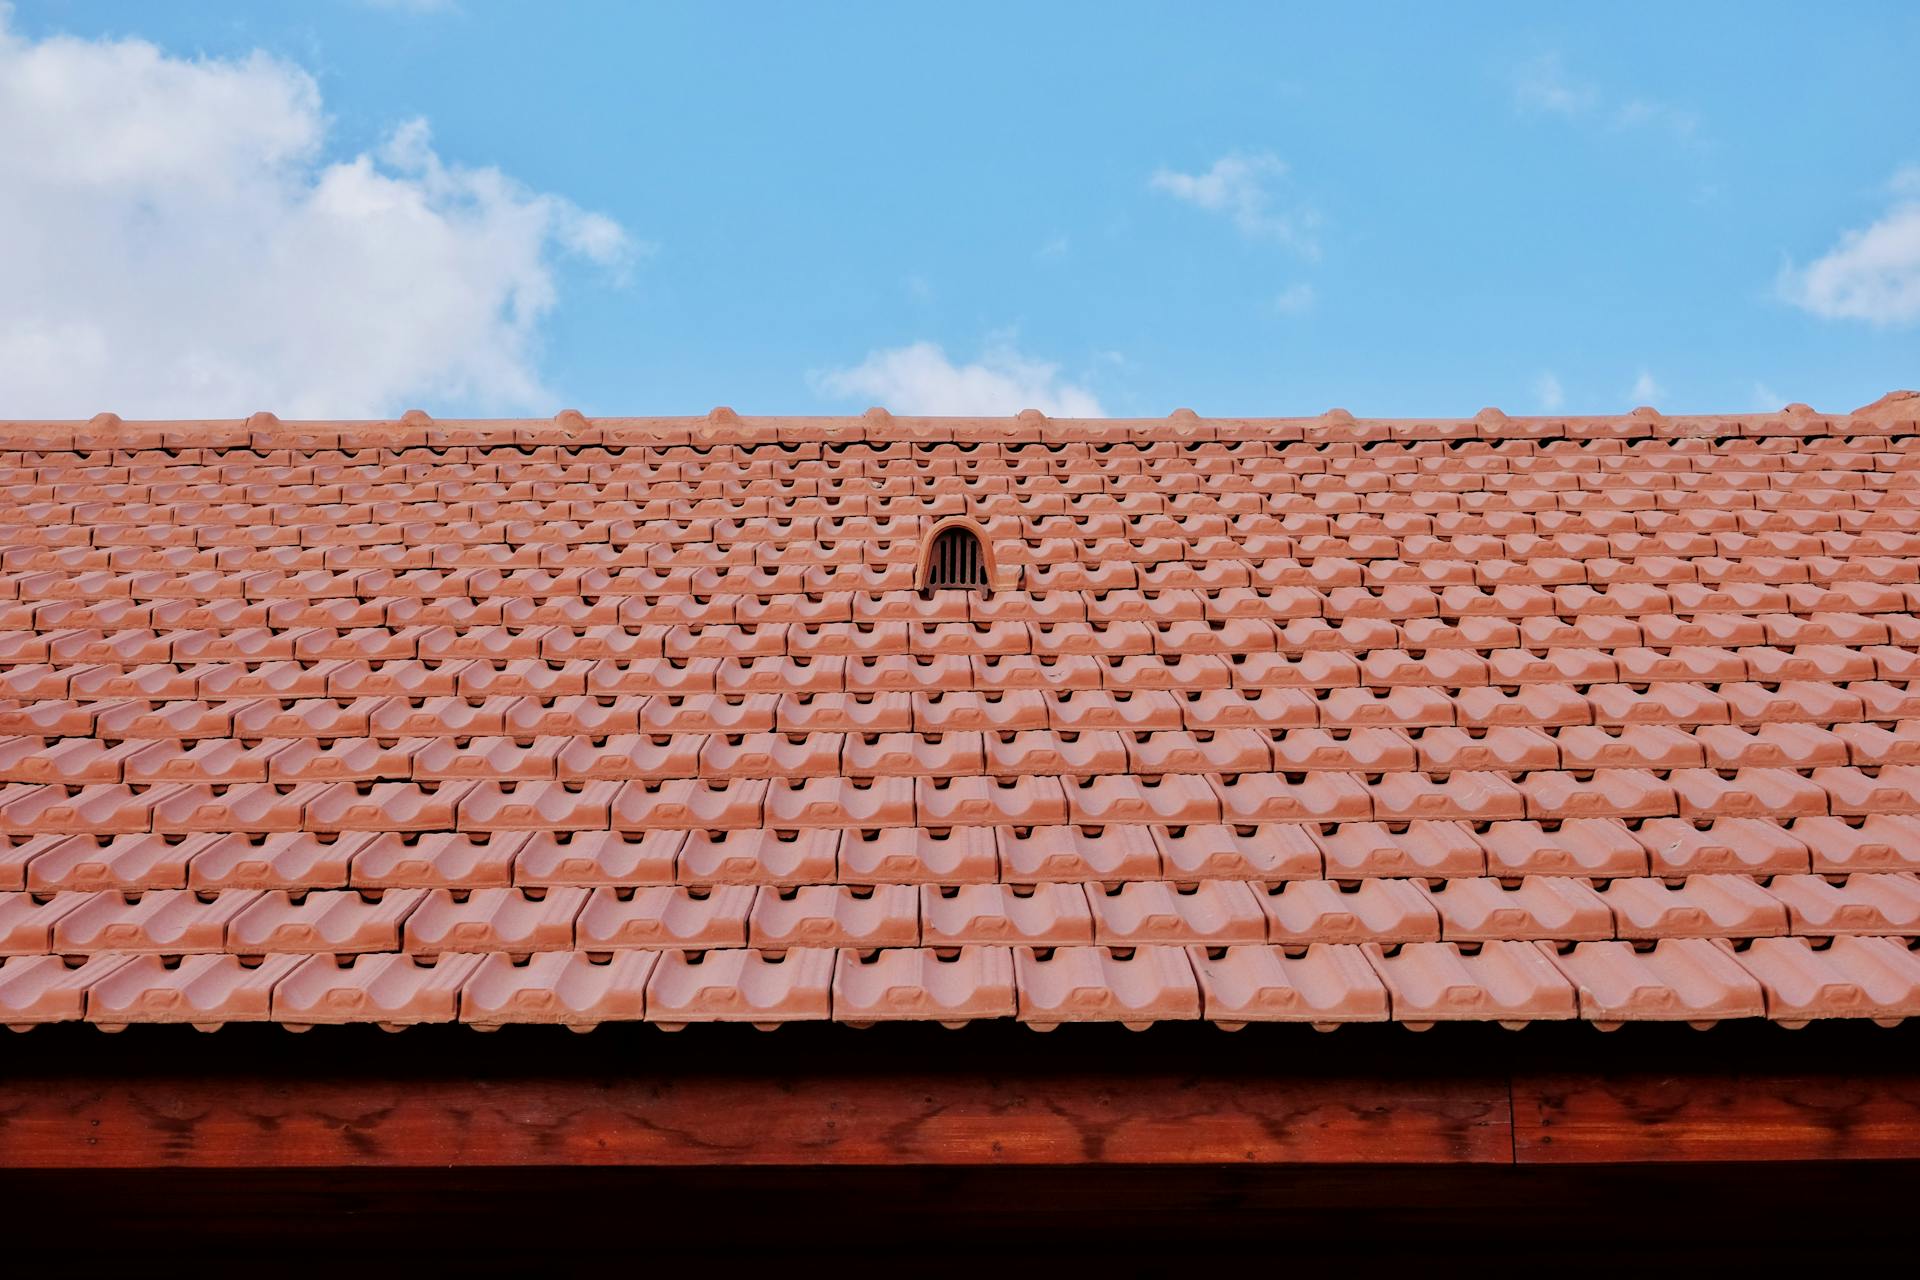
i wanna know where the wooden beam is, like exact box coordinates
[1513,1073,1920,1163]
[11,1065,1920,1169]
[0,1072,1511,1169]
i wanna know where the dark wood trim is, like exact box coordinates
[9,1068,1920,1168]
[0,1072,1510,1168]
[6,1022,1919,1170]
[1513,1072,1920,1164]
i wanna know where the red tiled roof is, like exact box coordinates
[3,395,1920,1032]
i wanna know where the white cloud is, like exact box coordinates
[811,340,1105,417]
[1534,372,1565,412]
[1036,234,1070,260]
[1514,53,1699,143]
[1514,53,1597,117]
[1150,151,1318,254]
[1780,170,1920,325]
[0,13,635,419]
[1753,382,1784,410]
[1630,370,1664,404]
[1271,283,1315,314]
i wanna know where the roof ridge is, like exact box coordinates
[2,393,1915,449]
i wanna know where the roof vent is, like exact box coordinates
[922,525,990,594]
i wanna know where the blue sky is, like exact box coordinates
[3,1,1917,419]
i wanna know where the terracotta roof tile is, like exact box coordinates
[1015,945,1201,1028]
[831,945,1016,1025]
[459,948,657,1029]
[1416,876,1613,943]
[3,403,1918,1028]
[1259,878,1439,945]
[53,888,259,953]
[1545,938,1766,1027]
[274,952,484,1028]
[86,952,306,1027]
[1365,940,1578,1027]
[20,831,208,892]
[749,883,919,950]
[229,887,425,953]
[1187,943,1390,1026]
[645,947,834,1027]
[1736,935,1920,1025]
[0,952,130,1026]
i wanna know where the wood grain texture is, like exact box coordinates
[0,1072,1511,1168]
[1514,1073,1920,1163]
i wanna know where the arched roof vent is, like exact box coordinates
[921,524,990,593]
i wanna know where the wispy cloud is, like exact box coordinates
[1630,370,1664,405]
[1779,167,1920,325]
[811,338,1104,417]
[1035,234,1070,260]
[1753,381,1785,411]
[1515,53,1597,117]
[1514,53,1700,143]
[1150,151,1318,254]
[1534,372,1565,412]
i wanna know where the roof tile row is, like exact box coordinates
[6,874,1916,955]
[8,814,1920,890]
[5,937,1917,1031]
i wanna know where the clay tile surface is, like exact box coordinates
[1152,822,1321,881]
[5,404,1919,1033]
[1014,945,1201,1027]
[0,952,131,1026]
[575,884,755,950]
[403,886,589,955]
[1766,872,1920,936]
[832,946,1016,1024]
[1258,878,1440,945]
[644,947,834,1026]
[1546,938,1766,1026]
[1636,816,1811,876]
[228,888,426,953]
[459,950,656,1028]
[52,888,260,954]
[513,829,683,887]
[1417,876,1613,942]
[1188,943,1390,1025]
[1087,879,1267,945]
[921,883,1093,947]
[1478,818,1648,877]
[749,883,919,950]
[1365,940,1578,1025]
[1736,935,1920,1024]
[273,952,484,1027]
[1600,874,1790,940]
[85,952,307,1027]
[838,825,998,885]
